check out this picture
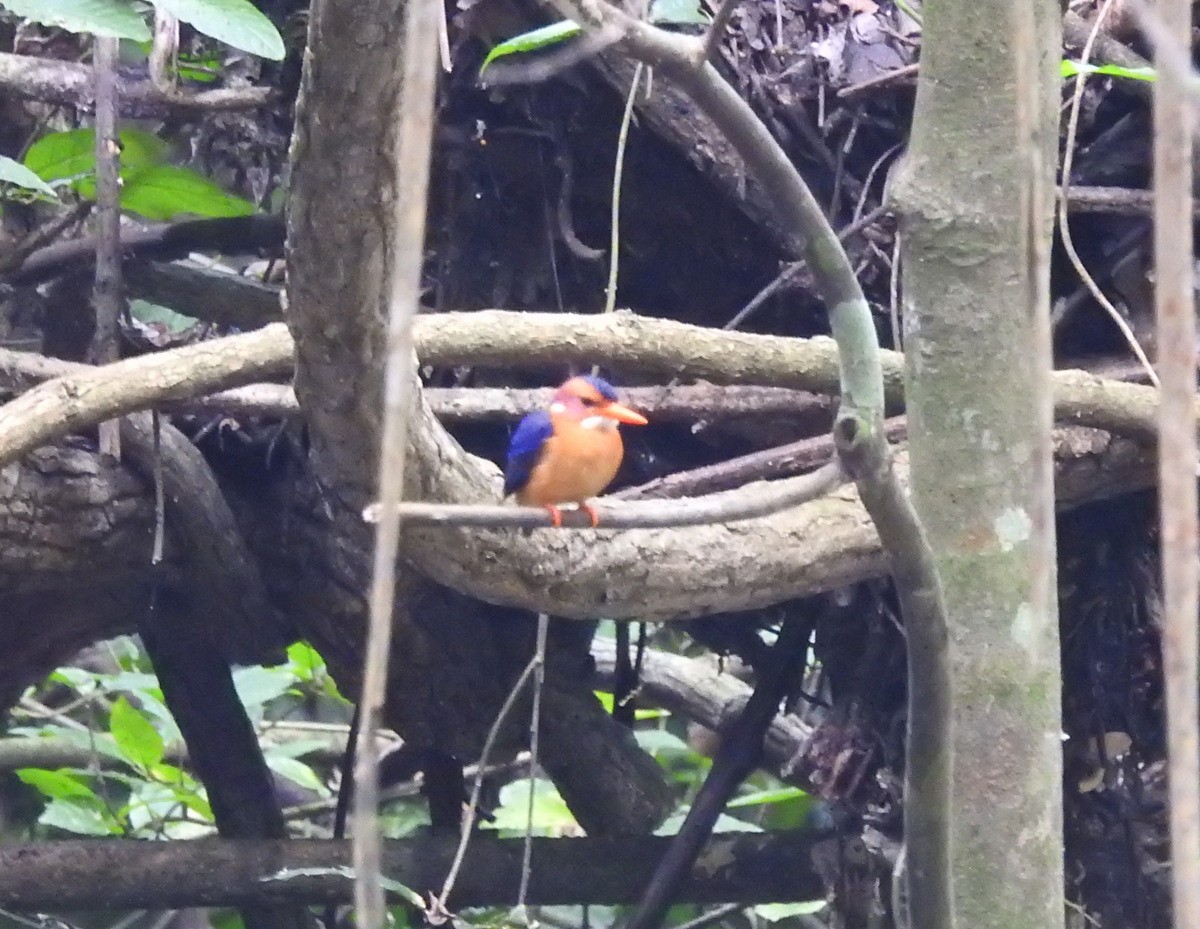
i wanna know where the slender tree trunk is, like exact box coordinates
[890,2,1064,927]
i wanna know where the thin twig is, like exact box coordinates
[352,0,440,920]
[365,459,848,528]
[836,63,919,100]
[604,62,643,316]
[724,203,889,332]
[90,35,122,460]
[515,613,551,915]
[435,655,539,910]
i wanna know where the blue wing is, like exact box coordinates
[503,411,553,496]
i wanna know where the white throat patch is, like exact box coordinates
[580,415,616,431]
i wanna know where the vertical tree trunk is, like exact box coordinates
[891,2,1064,927]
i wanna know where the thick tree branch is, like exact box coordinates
[0,51,272,116]
[0,831,827,911]
[0,315,1184,619]
[6,216,285,287]
[590,641,811,776]
[0,324,291,469]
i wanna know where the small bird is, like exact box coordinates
[503,375,648,526]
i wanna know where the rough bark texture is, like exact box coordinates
[890,2,1065,928]
[0,422,1150,714]
[0,831,828,910]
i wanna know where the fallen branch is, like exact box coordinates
[0,831,828,911]
[590,640,811,776]
[0,51,273,116]
[6,216,285,286]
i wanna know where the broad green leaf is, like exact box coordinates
[481,21,582,73]
[1061,59,1156,82]
[148,763,214,820]
[753,901,827,921]
[16,767,97,801]
[210,910,246,929]
[655,811,761,836]
[727,786,808,808]
[126,780,213,837]
[101,670,165,694]
[39,797,123,835]
[48,666,98,691]
[592,690,666,720]
[287,641,325,681]
[0,156,56,196]
[119,165,256,220]
[265,755,325,793]
[110,696,165,769]
[129,298,203,340]
[487,777,578,835]
[264,737,328,759]
[0,0,150,40]
[649,0,708,25]
[24,128,167,183]
[150,0,285,59]
[232,664,296,711]
[634,726,692,757]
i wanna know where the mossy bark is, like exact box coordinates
[890,2,1065,928]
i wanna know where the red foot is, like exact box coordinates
[540,503,600,527]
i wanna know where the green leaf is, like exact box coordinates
[286,641,326,681]
[39,797,123,835]
[150,0,285,59]
[148,763,214,820]
[110,696,165,770]
[487,777,578,836]
[129,298,202,338]
[0,0,151,40]
[649,0,708,25]
[232,664,296,711]
[655,811,761,835]
[119,165,256,220]
[1061,59,1156,82]
[753,901,827,922]
[727,786,808,808]
[16,767,98,801]
[591,691,666,720]
[264,738,328,760]
[264,755,325,793]
[0,156,56,196]
[480,21,582,73]
[48,666,99,691]
[24,128,167,184]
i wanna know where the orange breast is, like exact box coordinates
[516,416,625,507]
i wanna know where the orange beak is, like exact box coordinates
[600,402,648,426]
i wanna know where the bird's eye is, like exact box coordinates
[581,397,598,407]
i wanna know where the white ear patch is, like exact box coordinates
[550,402,567,414]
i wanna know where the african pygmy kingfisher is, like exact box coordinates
[503,375,648,526]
